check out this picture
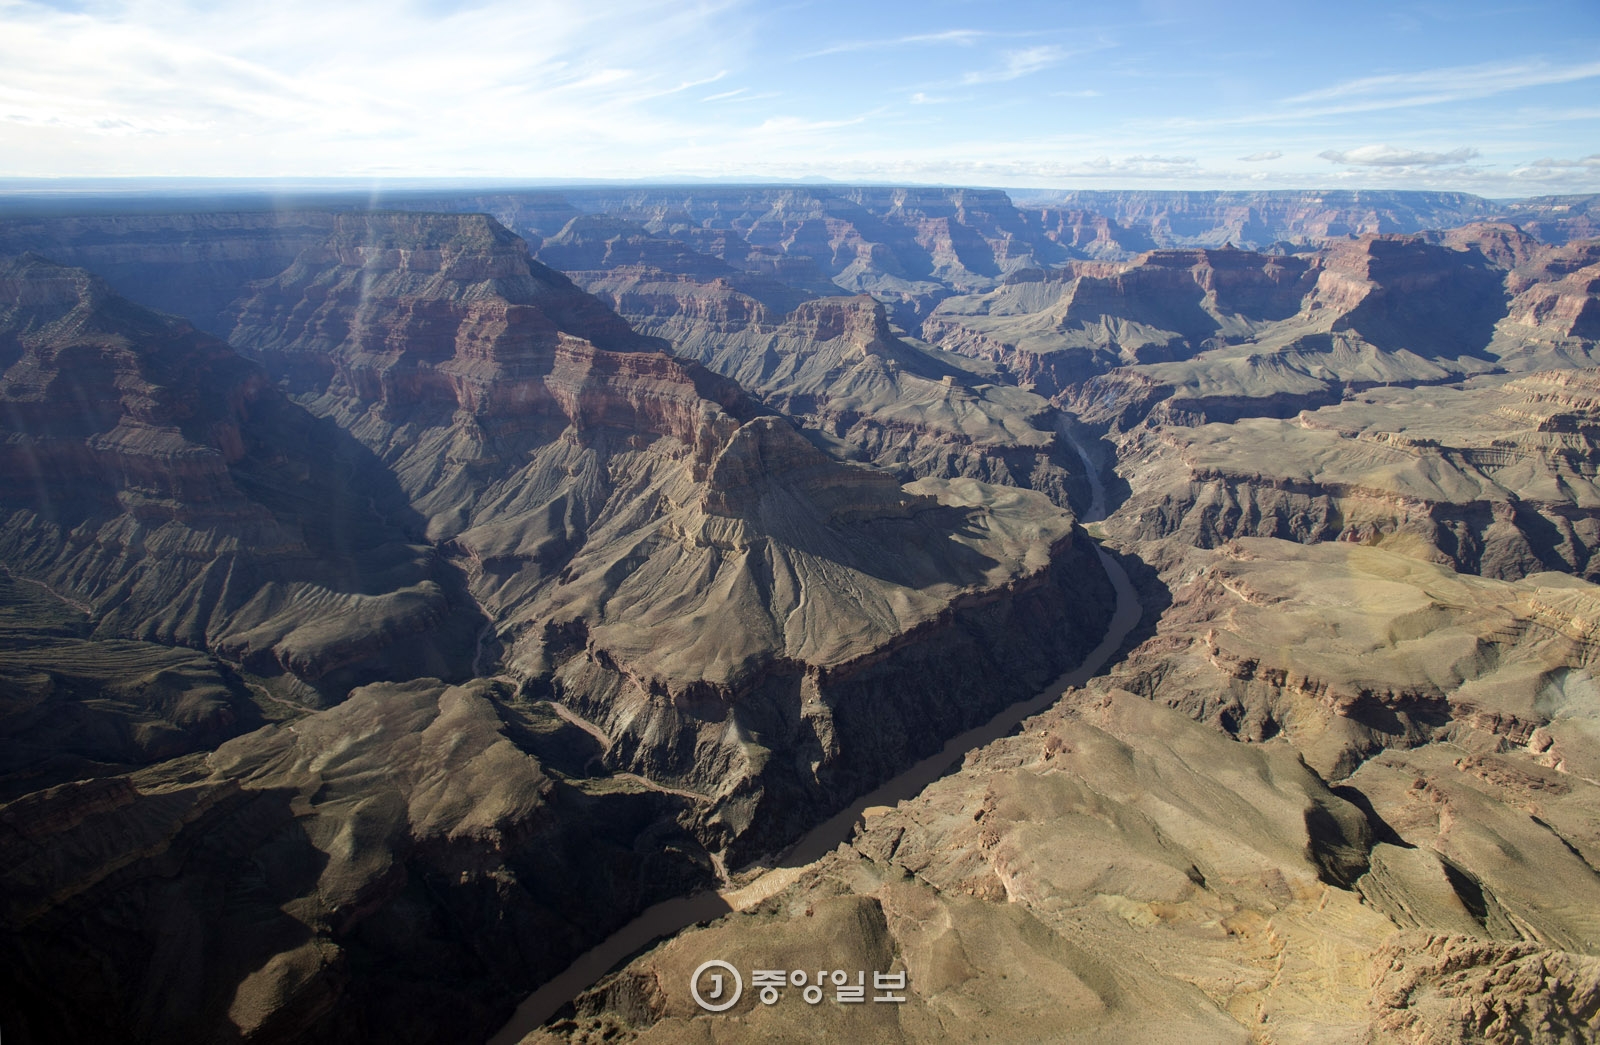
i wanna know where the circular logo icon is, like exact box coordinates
[690,959,742,1012]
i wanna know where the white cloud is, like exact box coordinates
[800,29,995,59]
[0,0,751,175]
[1123,155,1196,166]
[1318,144,1479,166]
[961,46,1064,85]
[1525,153,1600,168]
[1288,59,1600,107]
[0,0,1594,198]
[1167,58,1600,132]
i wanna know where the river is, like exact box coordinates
[488,426,1135,1045]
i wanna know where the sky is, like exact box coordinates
[1,0,1598,196]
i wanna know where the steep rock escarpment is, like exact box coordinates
[1,678,713,1045]
[536,537,1600,1044]
[227,212,745,532]
[1495,193,1600,246]
[928,234,1525,415]
[922,247,1318,394]
[469,186,1069,326]
[1501,239,1600,346]
[0,211,339,335]
[1104,371,1600,580]
[1009,189,1504,252]
[0,254,479,699]
[224,213,1117,864]
[535,213,815,322]
[541,226,1090,511]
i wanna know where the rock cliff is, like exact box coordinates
[0,254,480,699]
[224,213,1116,864]
[548,230,1089,510]
[537,537,1600,1044]
[10,187,1600,1045]
[0,211,339,335]
[1011,189,1505,250]
[2,211,1119,1044]
[1103,369,1600,580]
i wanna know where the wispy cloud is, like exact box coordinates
[800,29,1000,59]
[1289,59,1600,106]
[1,0,1596,197]
[1524,153,1600,168]
[1319,144,1479,166]
[960,45,1064,85]
[0,0,749,175]
[1166,58,1600,132]
[712,91,781,105]
[1118,155,1196,167]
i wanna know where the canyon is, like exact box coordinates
[1,185,1599,1044]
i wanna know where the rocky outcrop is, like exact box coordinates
[0,211,339,335]
[222,212,1117,864]
[1503,240,1600,342]
[540,229,1093,511]
[922,247,1319,394]
[1101,370,1600,579]
[0,254,480,698]
[1028,205,1159,258]
[1494,193,1600,246]
[1010,189,1504,252]
[0,678,713,1045]
[1306,235,1508,358]
[228,212,756,531]
[942,231,1600,439]
[437,186,1076,326]
[1369,932,1600,1043]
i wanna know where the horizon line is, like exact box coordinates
[0,177,1580,206]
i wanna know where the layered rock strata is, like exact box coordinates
[535,537,1600,1044]
[0,211,339,335]
[1105,370,1600,579]
[0,254,478,699]
[537,218,1089,509]
[223,213,1117,864]
[2,214,1119,1044]
[1,678,711,1045]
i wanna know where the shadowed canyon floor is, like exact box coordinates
[2,186,1600,1044]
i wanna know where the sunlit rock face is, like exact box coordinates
[225,212,1116,864]
[0,210,1118,1045]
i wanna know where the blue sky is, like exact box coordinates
[1,0,1597,195]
